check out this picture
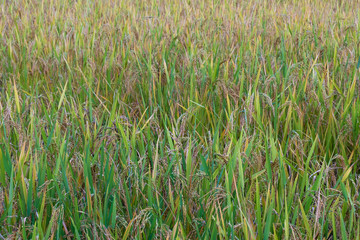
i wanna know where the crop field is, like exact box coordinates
[0,0,360,239]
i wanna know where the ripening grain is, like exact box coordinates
[0,0,359,239]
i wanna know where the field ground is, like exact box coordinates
[1,0,360,239]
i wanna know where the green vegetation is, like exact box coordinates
[1,0,360,239]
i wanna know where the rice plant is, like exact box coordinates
[0,0,360,239]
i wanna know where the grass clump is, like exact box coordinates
[0,0,360,239]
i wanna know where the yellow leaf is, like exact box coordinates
[13,80,20,114]
[342,165,353,182]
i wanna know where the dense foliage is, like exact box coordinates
[0,0,360,239]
